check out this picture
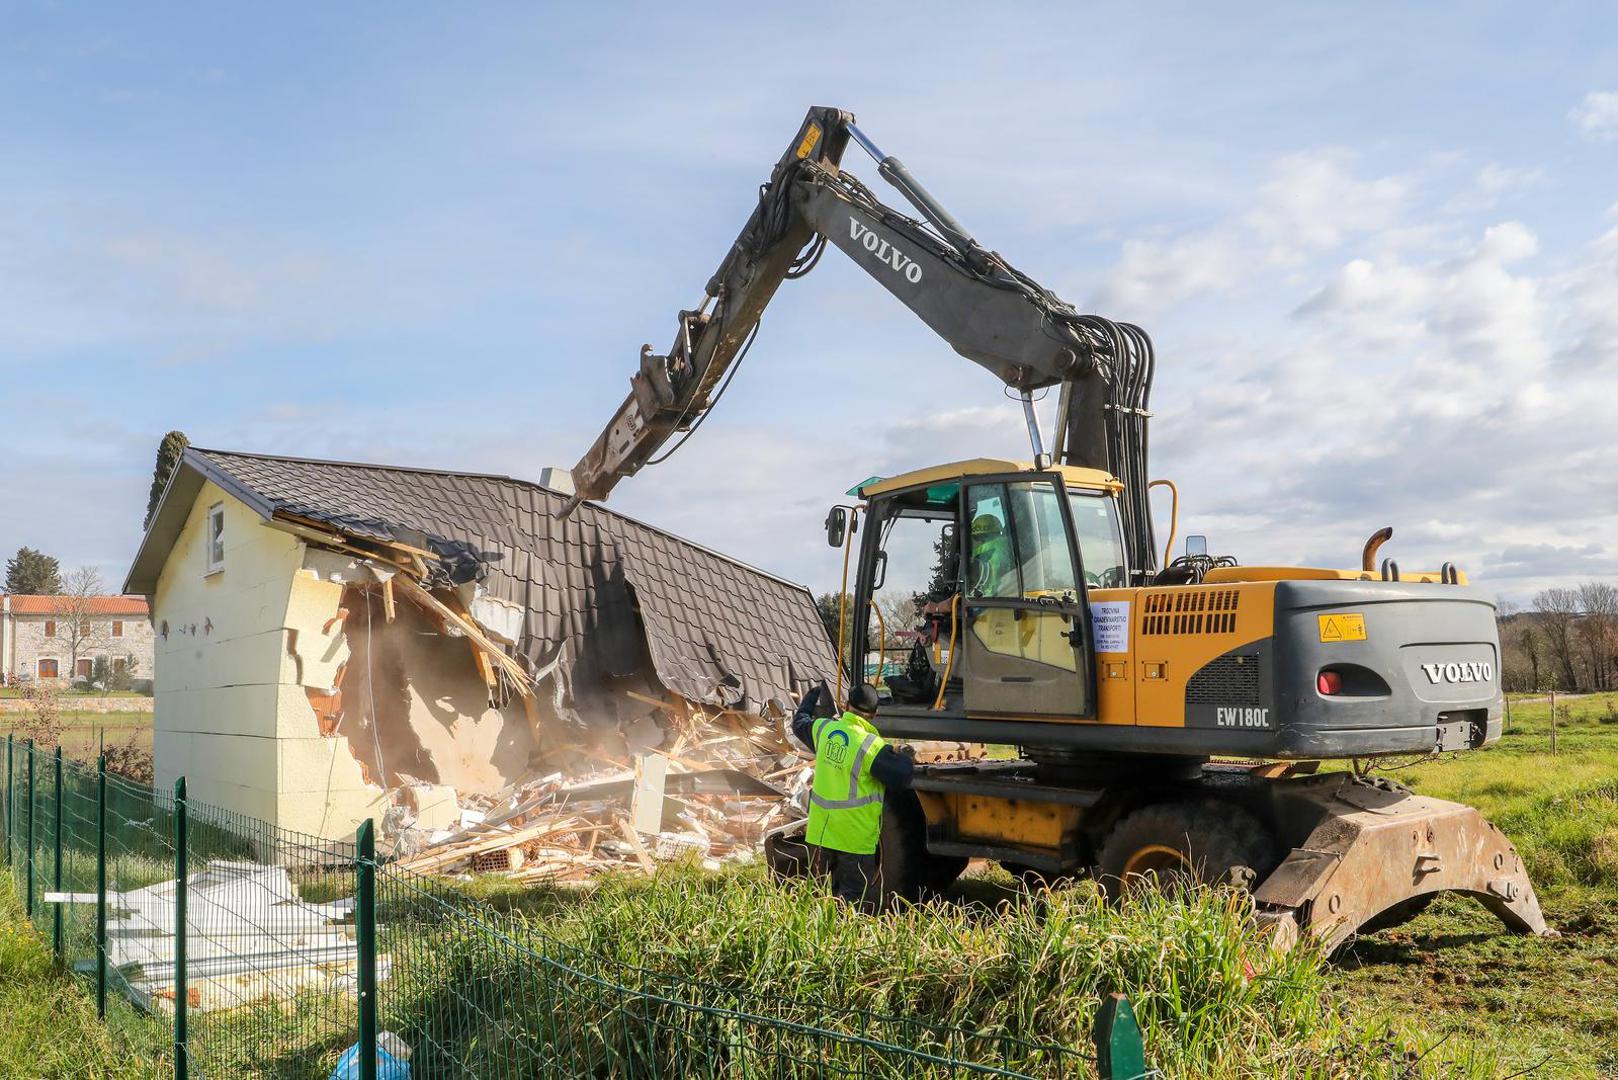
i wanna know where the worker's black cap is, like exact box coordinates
[847,683,879,715]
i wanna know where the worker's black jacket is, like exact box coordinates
[790,685,914,791]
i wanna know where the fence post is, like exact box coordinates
[4,734,11,865]
[356,818,378,1080]
[1549,688,1559,754]
[52,746,63,963]
[1093,993,1148,1080]
[174,777,188,1080]
[26,739,35,920]
[97,753,108,1019]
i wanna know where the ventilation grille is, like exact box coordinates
[1186,654,1261,706]
[1142,589,1240,635]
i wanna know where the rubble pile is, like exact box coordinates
[391,697,812,883]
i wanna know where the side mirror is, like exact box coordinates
[1186,534,1208,558]
[825,506,848,548]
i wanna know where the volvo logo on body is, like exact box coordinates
[1421,661,1494,685]
[849,218,923,283]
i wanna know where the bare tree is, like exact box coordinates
[1532,587,1582,691]
[1577,582,1618,692]
[51,566,111,686]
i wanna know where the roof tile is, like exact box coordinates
[191,448,836,716]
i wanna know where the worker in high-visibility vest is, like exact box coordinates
[970,513,1015,595]
[790,681,914,908]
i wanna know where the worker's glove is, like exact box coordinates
[795,683,822,717]
[899,744,916,760]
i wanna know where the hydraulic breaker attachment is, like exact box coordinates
[1253,772,1551,952]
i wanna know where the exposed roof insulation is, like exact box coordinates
[127,448,837,720]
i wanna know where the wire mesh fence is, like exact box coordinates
[0,735,1150,1080]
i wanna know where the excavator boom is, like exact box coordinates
[568,107,1159,577]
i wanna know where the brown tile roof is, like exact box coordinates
[134,448,835,719]
[6,595,148,616]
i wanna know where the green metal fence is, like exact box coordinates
[1,735,1151,1079]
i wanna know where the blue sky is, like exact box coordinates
[2,3,1616,602]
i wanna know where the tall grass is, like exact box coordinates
[374,865,1496,1079]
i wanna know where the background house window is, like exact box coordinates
[37,659,58,679]
[111,620,123,638]
[206,502,225,573]
[43,620,55,637]
[76,658,93,681]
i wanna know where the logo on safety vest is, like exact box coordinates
[822,727,851,764]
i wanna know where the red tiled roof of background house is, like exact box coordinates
[4,595,149,616]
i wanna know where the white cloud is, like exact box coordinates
[1093,150,1412,316]
[1443,163,1548,214]
[1095,152,1617,603]
[1570,91,1618,141]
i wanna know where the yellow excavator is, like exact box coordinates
[566,107,1548,950]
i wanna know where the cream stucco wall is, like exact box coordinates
[153,482,387,838]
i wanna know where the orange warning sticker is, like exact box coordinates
[1318,613,1367,642]
[795,123,823,159]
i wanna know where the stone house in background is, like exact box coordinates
[1,594,154,688]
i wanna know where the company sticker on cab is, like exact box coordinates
[1317,613,1367,642]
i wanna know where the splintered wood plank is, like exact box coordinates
[631,751,668,834]
[617,817,657,873]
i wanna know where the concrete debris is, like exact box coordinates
[66,860,383,1014]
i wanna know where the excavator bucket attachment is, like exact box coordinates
[1253,772,1550,952]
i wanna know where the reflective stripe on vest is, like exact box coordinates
[809,734,880,809]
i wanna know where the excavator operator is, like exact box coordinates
[970,513,1014,596]
[791,681,914,909]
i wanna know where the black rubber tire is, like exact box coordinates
[1358,893,1437,934]
[763,824,812,882]
[1095,800,1277,901]
[877,790,969,905]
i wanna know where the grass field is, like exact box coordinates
[0,876,167,1079]
[1,696,1611,1076]
[0,712,151,762]
[1333,692,1618,1077]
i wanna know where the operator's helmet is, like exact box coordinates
[971,514,1003,540]
[847,683,880,716]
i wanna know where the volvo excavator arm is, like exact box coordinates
[568,106,1160,576]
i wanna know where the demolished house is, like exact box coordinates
[125,448,837,866]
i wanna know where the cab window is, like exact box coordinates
[1068,491,1127,588]
[966,481,1078,599]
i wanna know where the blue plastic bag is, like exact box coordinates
[327,1034,411,1080]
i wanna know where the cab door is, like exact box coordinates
[959,477,1098,719]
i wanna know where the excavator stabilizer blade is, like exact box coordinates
[1254,773,1550,952]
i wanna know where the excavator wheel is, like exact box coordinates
[878,789,969,905]
[1096,800,1278,900]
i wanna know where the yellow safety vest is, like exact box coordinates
[806,710,888,855]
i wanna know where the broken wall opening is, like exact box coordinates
[336,585,539,795]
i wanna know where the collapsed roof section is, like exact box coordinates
[127,448,837,721]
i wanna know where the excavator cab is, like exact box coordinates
[840,459,1129,726]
